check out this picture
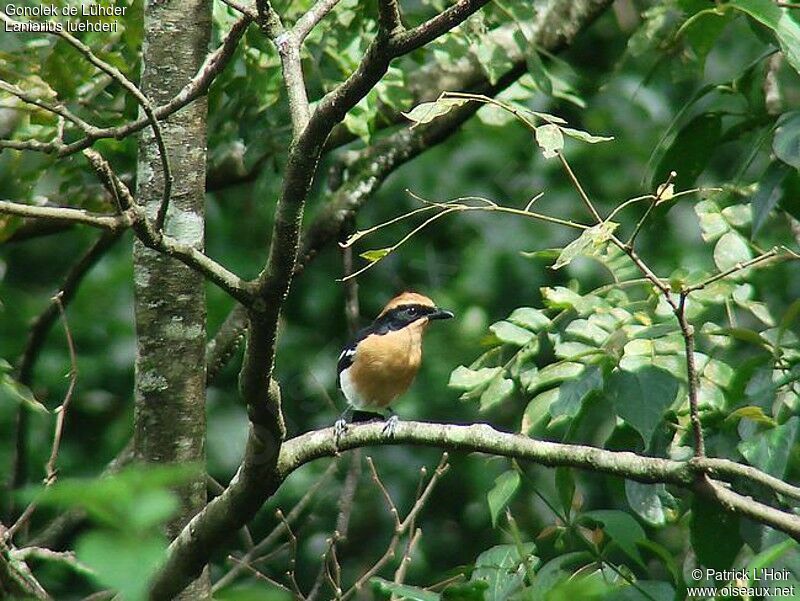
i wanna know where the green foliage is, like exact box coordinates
[2,0,800,599]
[487,471,520,527]
[0,359,47,414]
[25,465,195,600]
[691,495,744,571]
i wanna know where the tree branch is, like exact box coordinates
[146,3,617,597]
[0,200,132,230]
[377,0,403,35]
[0,15,251,158]
[294,0,342,43]
[278,421,800,540]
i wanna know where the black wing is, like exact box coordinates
[336,343,356,390]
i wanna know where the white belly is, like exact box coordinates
[340,368,369,409]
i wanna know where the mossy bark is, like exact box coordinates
[133,1,211,599]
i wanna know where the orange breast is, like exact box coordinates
[349,320,426,409]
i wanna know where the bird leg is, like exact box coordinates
[382,409,399,438]
[334,407,353,443]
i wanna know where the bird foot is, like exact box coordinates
[334,418,349,443]
[382,414,399,438]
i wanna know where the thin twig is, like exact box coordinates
[5,294,79,543]
[0,80,97,134]
[392,528,421,595]
[339,191,589,281]
[0,7,176,232]
[557,151,603,223]
[44,294,78,485]
[683,248,784,294]
[227,556,293,594]
[0,199,132,230]
[366,456,401,528]
[0,13,250,163]
[626,170,677,246]
[341,454,449,600]
[276,510,306,600]
[212,460,338,592]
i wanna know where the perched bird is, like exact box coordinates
[336,292,454,438]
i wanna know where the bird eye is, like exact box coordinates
[407,307,418,316]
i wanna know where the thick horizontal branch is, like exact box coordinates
[279,421,800,539]
[280,422,693,485]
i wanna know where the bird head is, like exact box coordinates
[375,292,454,330]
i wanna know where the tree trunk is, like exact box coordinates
[133,1,211,599]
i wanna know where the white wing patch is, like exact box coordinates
[338,348,356,363]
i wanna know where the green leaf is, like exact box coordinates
[449,366,503,391]
[490,321,534,346]
[487,471,520,527]
[746,540,798,584]
[681,6,734,67]
[522,38,552,96]
[713,231,752,273]
[128,490,179,530]
[738,416,799,478]
[555,468,575,518]
[32,465,193,529]
[725,405,777,427]
[480,376,514,412]
[527,552,593,598]
[530,111,567,125]
[477,104,516,127]
[507,307,550,332]
[728,1,800,76]
[581,510,647,567]
[752,161,792,237]
[608,366,679,446]
[691,495,742,570]
[541,286,603,314]
[773,111,800,169]
[77,531,167,601]
[521,389,558,434]
[550,365,603,418]
[625,480,667,527]
[606,581,675,601]
[0,378,48,414]
[472,543,536,601]
[441,580,489,601]
[552,221,619,270]
[402,98,469,127]
[524,362,585,394]
[710,327,772,351]
[371,578,439,601]
[560,127,614,144]
[535,123,564,159]
[695,199,731,242]
[652,112,721,190]
[359,247,391,262]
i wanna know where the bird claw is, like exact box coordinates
[334,418,349,443]
[382,414,399,438]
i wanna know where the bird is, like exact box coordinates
[335,292,454,439]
